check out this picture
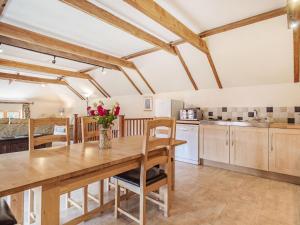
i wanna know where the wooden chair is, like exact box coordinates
[28,117,70,151]
[28,118,70,224]
[114,118,175,225]
[81,116,105,212]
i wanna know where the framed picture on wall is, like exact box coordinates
[144,96,153,111]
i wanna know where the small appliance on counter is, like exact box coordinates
[179,108,202,121]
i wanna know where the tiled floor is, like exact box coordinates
[81,162,300,225]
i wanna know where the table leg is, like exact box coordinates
[10,192,24,225]
[41,184,60,225]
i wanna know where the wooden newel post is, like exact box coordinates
[73,114,79,143]
[118,115,125,137]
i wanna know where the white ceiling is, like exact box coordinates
[0,0,294,103]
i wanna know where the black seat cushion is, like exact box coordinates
[114,167,167,187]
[0,199,17,225]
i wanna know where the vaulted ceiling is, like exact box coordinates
[0,0,295,103]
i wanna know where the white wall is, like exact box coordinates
[95,83,300,118]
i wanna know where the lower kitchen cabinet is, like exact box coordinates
[269,128,300,177]
[200,125,230,163]
[230,127,269,171]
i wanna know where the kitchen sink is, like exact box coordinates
[200,120,270,128]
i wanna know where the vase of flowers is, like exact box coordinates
[91,101,120,149]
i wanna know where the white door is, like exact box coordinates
[175,124,199,164]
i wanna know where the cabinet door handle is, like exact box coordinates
[231,130,234,146]
[225,130,229,145]
[271,133,273,152]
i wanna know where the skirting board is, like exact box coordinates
[201,159,300,185]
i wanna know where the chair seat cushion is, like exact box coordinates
[114,167,167,187]
[0,199,17,225]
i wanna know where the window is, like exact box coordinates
[0,111,21,119]
[7,112,20,119]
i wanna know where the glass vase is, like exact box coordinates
[99,127,112,149]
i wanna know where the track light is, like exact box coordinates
[52,56,56,64]
[101,67,107,75]
[291,20,299,29]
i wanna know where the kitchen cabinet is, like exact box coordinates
[230,127,268,171]
[269,128,300,177]
[200,125,230,163]
[175,124,199,164]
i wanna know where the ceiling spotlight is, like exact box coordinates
[0,43,3,53]
[52,56,56,64]
[291,21,299,29]
[41,83,46,87]
[101,67,107,75]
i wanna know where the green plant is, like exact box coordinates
[94,112,117,129]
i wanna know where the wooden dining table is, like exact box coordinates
[0,136,186,225]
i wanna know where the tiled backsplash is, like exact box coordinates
[201,106,300,124]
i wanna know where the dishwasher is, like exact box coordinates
[175,124,199,165]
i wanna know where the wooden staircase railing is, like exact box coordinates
[73,115,153,143]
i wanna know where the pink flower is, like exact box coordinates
[97,105,105,116]
[114,106,120,116]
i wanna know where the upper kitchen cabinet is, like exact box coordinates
[230,127,269,171]
[269,128,300,177]
[200,125,230,163]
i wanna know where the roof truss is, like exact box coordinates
[0,72,85,100]
[124,0,208,54]
[124,7,288,59]
[0,22,135,68]
[0,58,109,97]
[61,0,176,55]
[174,46,198,90]
[123,0,222,89]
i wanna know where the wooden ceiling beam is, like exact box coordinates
[0,58,111,97]
[118,66,142,95]
[123,7,287,59]
[288,0,300,82]
[199,7,287,38]
[206,52,222,88]
[87,75,110,98]
[124,0,222,89]
[174,46,198,90]
[0,72,86,100]
[0,0,8,16]
[0,36,120,70]
[0,22,135,68]
[134,65,155,94]
[63,80,85,100]
[61,0,176,55]
[0,72,66,85]
[123,46,160,60]
[124,0,208,54]
[79,66,98,73]
[0,58,90,79]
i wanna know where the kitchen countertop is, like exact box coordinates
[199,120,300,129]
[176,120,200,125]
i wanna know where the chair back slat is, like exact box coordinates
[81,116,99,142]
[29,117,70,151]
